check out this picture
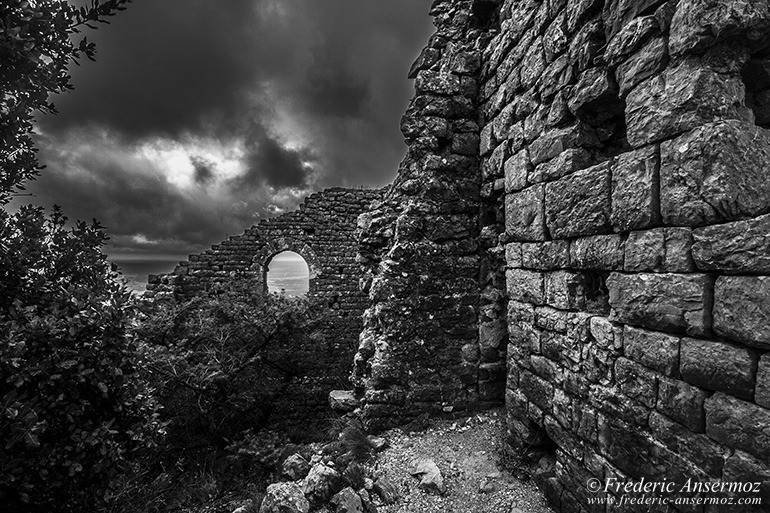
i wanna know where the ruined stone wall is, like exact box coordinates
[480,0,770,510]
[145,186,384,424]
[352,0,509,430]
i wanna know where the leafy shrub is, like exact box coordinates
[134,283,327,448]
[0,206,162,512]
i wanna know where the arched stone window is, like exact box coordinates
[253,238,319,296]
[265,250,310,296]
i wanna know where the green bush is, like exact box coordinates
[0,206,162,512]
[135,284,326,448]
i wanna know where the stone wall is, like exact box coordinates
[352,0,508,430]
[480,0,770,511]
[145,186,384,424]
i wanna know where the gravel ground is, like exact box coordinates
[367,408,554,513]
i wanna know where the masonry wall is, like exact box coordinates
[145,186,384,425]
[352,0,509,430]
[479,0,770,511]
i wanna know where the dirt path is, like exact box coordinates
[367,409,554,513]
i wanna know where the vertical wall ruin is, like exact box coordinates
[482,0,770,510]
[352,0,509,429]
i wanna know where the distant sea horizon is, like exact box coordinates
[112,252,310,296]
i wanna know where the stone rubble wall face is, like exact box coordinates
[482,0,770,510]
[352,0,506,429]
[145,187,384,425]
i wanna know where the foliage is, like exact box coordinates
[0,0,130,203]
[135,285,327,448]
[0,205,162,512]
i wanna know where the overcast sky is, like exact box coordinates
[20,0,433,259]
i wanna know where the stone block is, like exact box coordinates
[611,145,661,231]
[528,122,601,165]
[660,121,770,227]
[692,213,770,273]
[504,149,532,193]
[415,70,461,95]
[545,271,587,311]
[615,37,668,98]
[567,68,620,119]
[569,234,624,270]
[545,162,612,239]
[506,269,545,305]
[605,15,659,66]
[630,60,752,146]
[623,228,695,273]
[482,142,506,180]
[669,0,770,57]
[590,385,649,427]
[757,354,770,408]
[705,392,770,461]
[521,241,569,270]
[722,451,770,505]
[648,411,728,476]
[623,325,679,378]
[520,369,554,412]
[656,377,707,433]
[713,276,770,350]
[505,242,522,268]
[505,185,547,242]
[682,336,758,400]
[607,273,713,336]
[615,357,658,408]
[589,316,622,351]
[529,148,593,184]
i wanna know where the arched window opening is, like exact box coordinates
[266,251,310,296]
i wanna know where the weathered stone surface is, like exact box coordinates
[713,276,770,349]
[722,450,770,505]
[408,458,446,495]
[589,316,622,351]
[329,390,359,413]
[623,325,679,377]
[505,185,547,241]
[692,214,770,273]
[521,241,569,270]
[757,354,770,408]
[415,71,461,96]
[648,411,728,476]
[504,149,532,193]
[615,37,668,98]
[529,148,593,184]
[605,15,659,66]
[567,68,621,119]
[569,234,624,270]
[705,393,770,461]
[330,487,363,513]
[611,146,660,231]
[528,122,600,165]
[260,482,310,513]
[372,477,399,505]
[660,121,770,226]
[545,271,588,311]
[545,163,611,239]
[302,464,344,506]
[670,0,770,57]
[626,64,751,148]
[624,228,695,273]
[615,357,658,408]
[656,377,707,432]
[520,369,554,412]
[681,338,757,400]
[281,454,312,481]
[507,269,545,305]
[607,273,713,336]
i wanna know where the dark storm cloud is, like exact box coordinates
[30,0,435,256]
[235,120,315,190]
[189,155,215,185]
